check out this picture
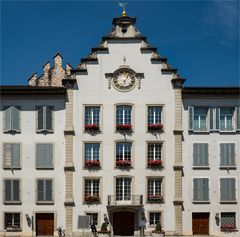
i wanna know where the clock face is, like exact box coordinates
[113,70,136,91]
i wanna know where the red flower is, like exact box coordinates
[116,160,132,167]
[85,124,99,131]
[116,124,132,131]
[85,160,100,167]
[85,195,100,202]
[148,160,162,167]
[148,123,163,131]
[221,224,236,230]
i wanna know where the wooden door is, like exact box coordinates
[113,211,134,236]
[36,213,54,236]
[192,213,209,235]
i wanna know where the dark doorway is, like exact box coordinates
[192,213,209,235]
[36,213,54,236]
[113,211,134,236]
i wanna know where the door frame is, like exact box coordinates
[34,212,56,236]
[192,212,210,235]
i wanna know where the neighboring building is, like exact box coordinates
[0,11,239,237]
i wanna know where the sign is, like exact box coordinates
[77,216,90,229]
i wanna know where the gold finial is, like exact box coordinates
[119,2,127,16]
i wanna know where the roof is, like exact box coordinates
[183,87,240,94]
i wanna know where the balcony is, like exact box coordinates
[108,195,143,206]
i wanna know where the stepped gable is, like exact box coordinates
[28,52,73,87]
[73,14,182,80]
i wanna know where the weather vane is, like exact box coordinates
[119,2,127,16]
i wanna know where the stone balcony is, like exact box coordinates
[107,195,143,206]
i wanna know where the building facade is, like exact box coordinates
[0,13,239,237]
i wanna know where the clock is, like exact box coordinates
[112,68,136,91]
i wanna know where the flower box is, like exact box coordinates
[85,124,99,131]
[148,124,163,131]
[221,224,236,231]
[85,160,100,168]
[148,160,162,167]
[6,225,22,232]
[116,124,132,131]
[147,195,163,202]
[84,195,100,203]
[116,160,132,167]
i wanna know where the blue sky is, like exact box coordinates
[1,0,239,86]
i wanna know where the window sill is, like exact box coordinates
[189,130,209,134]
[84,201,101,205]
[3,130,21,134]
[115,166,133,169]
[4,201,22,205]
[36,167,54,170]
[6,228,22,232]
[219,166,236,170]
[221,229,238,232]
[147,166,164,169]
[192,201,210,204]
[3,167,22,170]
[36,130,54,134]
[220,201,237,204]
[36,201,54,205]
[192,166,210,170]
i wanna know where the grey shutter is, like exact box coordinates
[45,107,53,130]
[220,144,227,166]
[236,107,240,130]
[188,106,194,131]
[36,144,53,168]
[37,180,44,201]
[5,180,11,201]
[202,179,209,201]
[228,143,235,166]
[4,144,12,167]
[220,179,227,201]
[229,178,236,201]
[4,107,11,131]
[193,144,198,166]
[37,107,44,130]
[13,180,20,201]
[193,179,199,201]
[11,106,20,131]
[203,144,208,166]
[45,180,52,201]
[12,144,20,167]
[210,108,214,131]
[36,144,44,167]
[193,144,208,166]
[216,107,220,130]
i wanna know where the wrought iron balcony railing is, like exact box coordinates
[108,195,143,206]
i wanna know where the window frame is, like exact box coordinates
[147,142,163,168]
[36,106,54,133]
[3,179,21,204]
[219,143,236,168]
[84,142,101,168]
[4,212,22,231]
[115,104,133,132]
[148,212,162,226]
[192,143,209,168]
[192,177,210,203]
[85,212,99,227]
[84,178,101,204]
[220,177,237,203]
[220,212,237,231]
[3,143,21,169]
[84,105,101,132]
[115,177,132,202]
[115,141,133,167]
[36,178,54,204]
[147,178,163,203]
[3,106,21,133]
[35,143,54,169]
[219,107,234,131]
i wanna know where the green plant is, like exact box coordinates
[101,223,108,232]
[155,222,162,232]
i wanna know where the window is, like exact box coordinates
[193,178,209,202]
[4,179,20,203]
[37,106,53,132]
[147,178,163,202]
[193,143,208,167]
[85,106,100,131]
[84,179,100,203]
[220,108,234,131]
[4,213,21,230]
[36,179,53,203]
[220,178,236,202]
[84,143,100,167]
[221,213,236,230]
[3,144,21,168]
[116,177,131,201]
[116,105,132,130]
[36,144,53,169]
[116,142,132,167]
[3,106,20,132]
[147,143,162,167]
[147,106,163,131]
[149,212,161,225]
[86,213,98,225]
[220,143,235,167]
[189,107,208,131]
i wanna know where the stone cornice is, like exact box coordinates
[183,87,240,95]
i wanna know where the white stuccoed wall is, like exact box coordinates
[0,98,66,235]
[182,98,240,237]
[72,41,177,234]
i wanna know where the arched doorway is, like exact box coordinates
[113,211,134,236]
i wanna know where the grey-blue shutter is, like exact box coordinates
[5,180,11,201]
[4,144,11,167]
[45,107,53,130]
[13,180,20,201]
[210,108,214,131]
[193,179,199,200]
[11,106,20,131]
[203,144,208,166]
[11,144,20,167]
[188,106,194,131]
[220,144,227,166]
[36,144,44,167]
[45,144,53,167]
[37,107,44,130]
[229,178,236,201]
[229,143,235,166]
[4,107,11,131]
[220,179,227,201]
[45,180,52,201]
[236,107,240,130]
[37,180,44,201]
[36,144,53,168]
[202,178,209,201]
[216,108,220,130]
[193,144,198,166]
